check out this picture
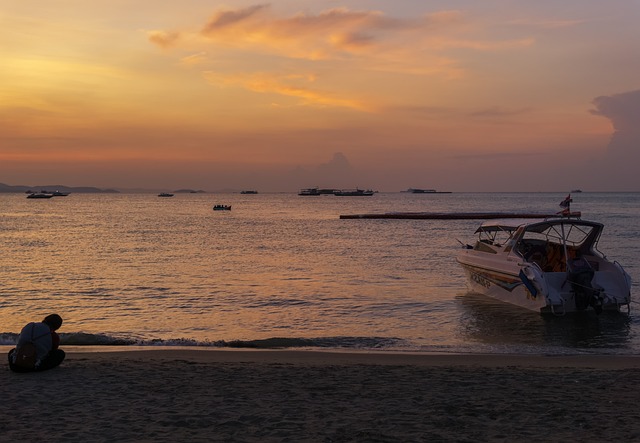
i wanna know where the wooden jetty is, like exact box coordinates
[339,212,581,220]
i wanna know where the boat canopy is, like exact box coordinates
[474,219,539,233]
[475,217,605,250]
[520,219,603,248]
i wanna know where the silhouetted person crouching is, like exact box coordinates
[8,314,66,372]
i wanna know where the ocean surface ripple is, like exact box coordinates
[1,192,639,354]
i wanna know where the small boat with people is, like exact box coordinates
[26,189,69,198]
[213,204,231,211]
[26,192,54,199]
[456,195,631,315]
[158,193,174,197]
[240,190,258,194]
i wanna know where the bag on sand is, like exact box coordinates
[14,342,38,369]
[13,324,49,370]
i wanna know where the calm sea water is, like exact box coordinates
[1,192,639,355]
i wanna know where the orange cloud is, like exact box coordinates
[146,5,545,110]
[424,37,535,51]
[180,52,208,66]
[193,6,474,61]
[147,30,181,48]
[151,5,537,65]
[201,4,269,33]
[203,71,371,111]
[507,18,587,29]
[195,6,388,60]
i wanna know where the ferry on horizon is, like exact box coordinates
[333,188,375,196]
[298,187,339,196]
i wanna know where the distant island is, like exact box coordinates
[0,182,119,194]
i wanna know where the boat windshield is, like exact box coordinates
[512,220,604,271]
[475,222,519,247]
[521,220,602,248]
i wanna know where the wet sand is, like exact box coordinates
[3,349,640,442]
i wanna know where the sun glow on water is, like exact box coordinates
[1,192,639,353]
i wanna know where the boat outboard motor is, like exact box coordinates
[567,253,602,314]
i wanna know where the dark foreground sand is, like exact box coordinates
[3,349,640,442]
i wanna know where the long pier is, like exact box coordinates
[339,212,580,220]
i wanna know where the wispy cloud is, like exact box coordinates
[507,18,587,29]
[149,5,530,59]
[203,71,371,111]
[201,4,269,33]
[195,5,397,60]
[148,4,539,109]
[470,106,534,118]
[180,52,208,66]
[147,30,181,49]
[423,37,535,51]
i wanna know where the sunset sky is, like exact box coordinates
[2,1,639,191]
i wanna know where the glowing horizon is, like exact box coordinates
[2,1,639,191]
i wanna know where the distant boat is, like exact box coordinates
[27,193,53,199]
[213,205,231,211]
[404,188,451,194]
[333,188,375,196]
[571,189,583,193]
[407,188,436,193]
[299,187,321,196]
[241,190,258,194]
[158,193,174,197]
[26,189,70,197]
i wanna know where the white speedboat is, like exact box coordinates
[457,215,631,315]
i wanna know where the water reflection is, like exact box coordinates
[456,292,633,353]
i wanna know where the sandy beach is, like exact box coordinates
[3,349,640,442]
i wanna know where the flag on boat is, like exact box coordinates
[559,194,572,208]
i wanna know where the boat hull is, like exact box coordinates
[458,261,548,312]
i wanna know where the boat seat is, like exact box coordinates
[523,244,547,268]
[529,251,545,268]
[545,244,566,272]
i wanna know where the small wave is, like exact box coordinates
[225,336,406,349]
[60,332,137,346]
[0,333,19,346]
[1,332,407,350]
[0,332,137,346]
